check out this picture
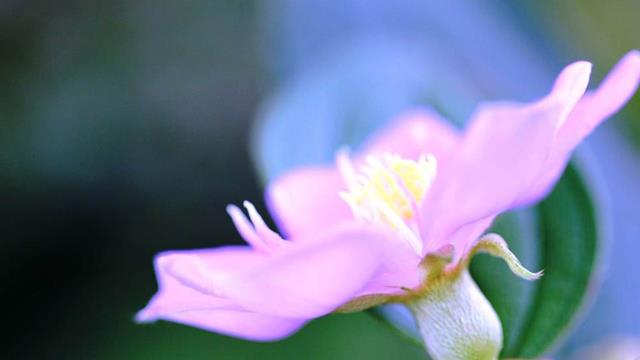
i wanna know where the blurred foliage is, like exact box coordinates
[1,1,270,359]
[116,314,423,360]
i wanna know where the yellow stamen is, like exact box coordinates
[338,151,437,253]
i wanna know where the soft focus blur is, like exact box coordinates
[2,1,639,359]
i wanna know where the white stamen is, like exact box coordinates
[243,201,285,248]
[372,198,423,254]
[225,204,269,251]
[336,147,359,190]
[336,151,437,256]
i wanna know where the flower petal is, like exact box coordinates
[563,50,640,150]
[266,166,351,238]
[526,50,640,202]
[361,107,460,162]
[156,310,306,342]
[218,224,416,318]
[139,224,418,323]
[136,247,307,341]
[353,237,423,296]
[422,60,592,251]
[266,108,459,239]
[136,246,260,320]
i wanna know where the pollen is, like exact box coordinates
[339,152,437,228]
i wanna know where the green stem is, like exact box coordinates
[407,270,503,360]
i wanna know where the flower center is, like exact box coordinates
[337,151,437,254]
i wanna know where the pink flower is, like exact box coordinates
[137,51,640,342]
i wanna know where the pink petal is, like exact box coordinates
[266,166,351,239]
[361,108,460,163]
[156,310,306,342]
[136,246,260,320]
[138,224,418,324]
[564,50,640,149]
[136,247,306,341]
[422,60,593,252]
[217,224,416,318]
[139,278,304,341]
[353,239,423,295]
[443,216,496,261]
[266,108,459,239]
[526,50,640,201]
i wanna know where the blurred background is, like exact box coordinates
[2,1,639,359]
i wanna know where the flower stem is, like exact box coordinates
[407,270,502,360]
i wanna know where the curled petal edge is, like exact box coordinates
[463,233,543,281]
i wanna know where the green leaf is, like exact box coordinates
[471,209,540,356]
[472,160,602,357]
[515,162,601,356]
[252,41,603,358]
